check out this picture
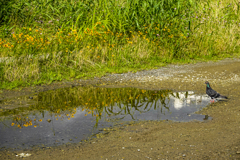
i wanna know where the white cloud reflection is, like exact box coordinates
[170,91,209,110]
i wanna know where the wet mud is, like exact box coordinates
[1,58,240,159]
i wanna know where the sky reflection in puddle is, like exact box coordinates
[0,87,211,150]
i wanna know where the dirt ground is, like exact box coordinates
[1,59,240,159]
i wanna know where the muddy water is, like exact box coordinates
[0,87,211,150]
[0,59,240,159]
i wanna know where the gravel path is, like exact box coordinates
[1,58,240,160]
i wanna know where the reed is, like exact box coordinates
[0,0,239,89]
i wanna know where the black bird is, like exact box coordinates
[205,81,228,102]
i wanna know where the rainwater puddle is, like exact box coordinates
[0,87,211,150]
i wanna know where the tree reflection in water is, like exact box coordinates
[0,87,187,128]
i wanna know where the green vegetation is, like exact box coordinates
[0,87,175,128]
[0,0,239,89]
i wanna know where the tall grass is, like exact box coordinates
[0,0,239,89]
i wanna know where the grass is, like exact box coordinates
[0,0,239,89]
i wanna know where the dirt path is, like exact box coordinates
[1,59,240,159]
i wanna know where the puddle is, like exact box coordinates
[0,87,211,150]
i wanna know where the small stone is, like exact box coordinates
[183,154,186,157]
[236,151,240,154]
[137,149,140,151]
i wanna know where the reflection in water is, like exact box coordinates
[0,87,210,150]
[171,91,207,110]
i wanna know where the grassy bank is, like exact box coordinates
[0,0,239,89]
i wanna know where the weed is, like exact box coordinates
[0,0,239,89]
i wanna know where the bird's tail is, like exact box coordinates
[219,95,228,99]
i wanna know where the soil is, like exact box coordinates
[1,58,240,159]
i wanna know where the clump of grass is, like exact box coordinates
[0,0,239,89]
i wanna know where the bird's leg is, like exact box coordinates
[210,98,215,103]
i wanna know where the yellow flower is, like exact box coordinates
[39,119,42,122]
[34,125,37,128]
[29,28,32,31]
[11,123,14,126]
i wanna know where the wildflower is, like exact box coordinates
[29,28,32,31]
[11,123,14,126]
[34,125,37,128]
[39,119,42,122]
